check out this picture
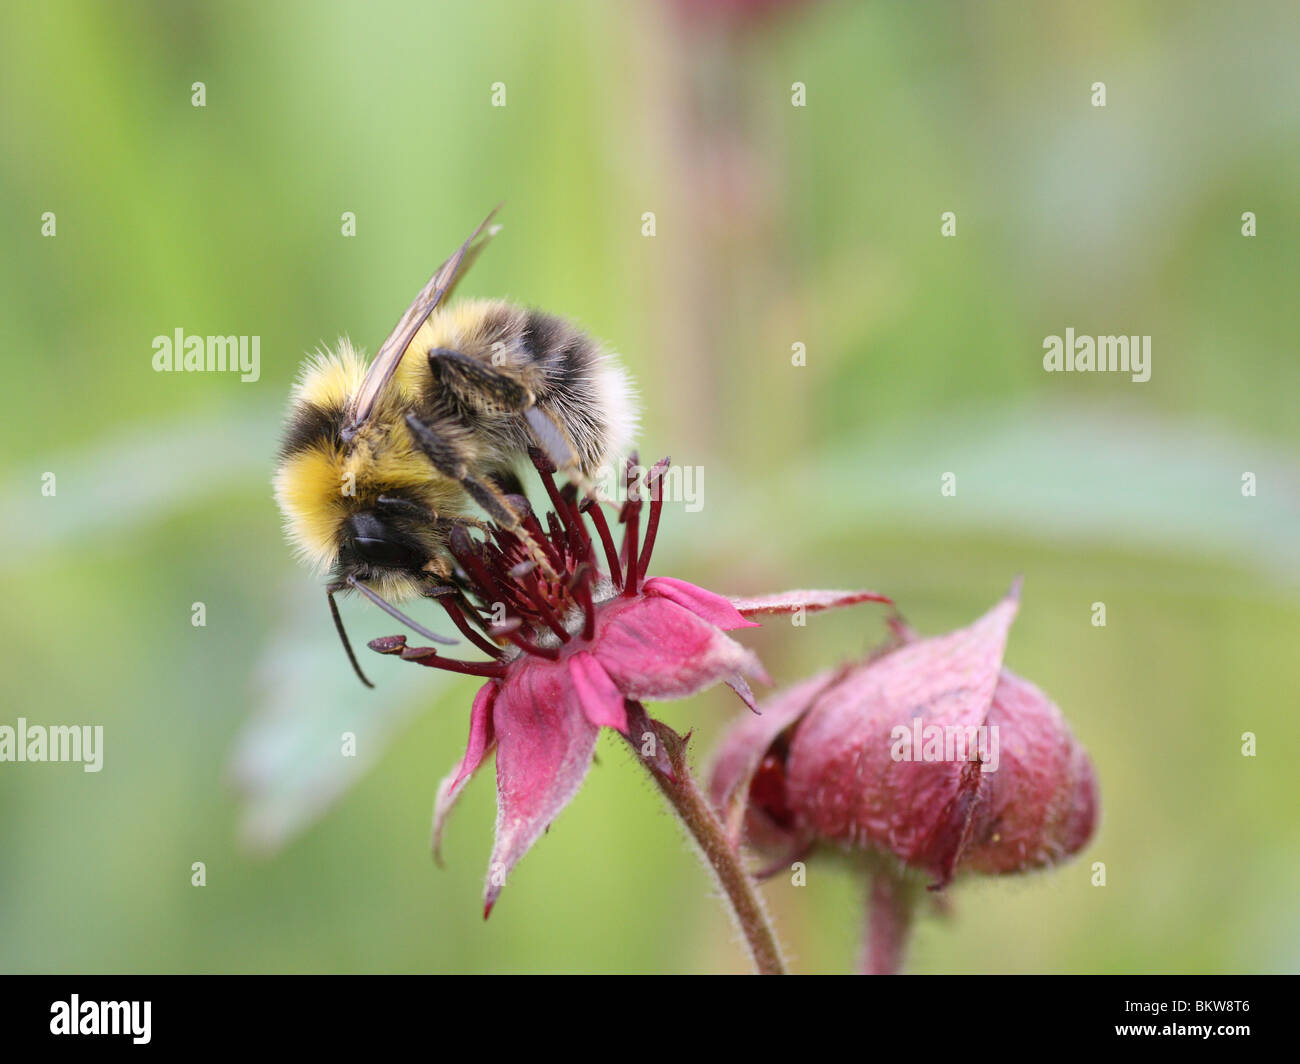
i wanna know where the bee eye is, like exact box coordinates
[343,512,424,570]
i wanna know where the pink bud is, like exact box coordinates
[710,582,1098,888]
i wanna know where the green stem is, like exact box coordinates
[624,706,786,975]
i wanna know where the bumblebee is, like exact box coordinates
[273,209,638,684]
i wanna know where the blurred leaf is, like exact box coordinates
[767,402,1299,585]
[231,581,464,853]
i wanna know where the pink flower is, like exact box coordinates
[709,580,1099,889]
[371,454,890,915]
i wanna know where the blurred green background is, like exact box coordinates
[1,0,1297,974]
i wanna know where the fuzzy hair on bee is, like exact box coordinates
[272,209,638,685]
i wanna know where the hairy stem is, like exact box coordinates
[624,704,786,975]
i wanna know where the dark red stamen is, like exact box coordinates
[569,564,597,642]
[451,528,533,617]
[490,619,560,661]
[581,499,623,589]
[512,561,571,643]
[545,511,568,566]
[452,591,498,638]
[560,484,594,563]
[437,596,504,658]
[621,512,640,596]
[369,635,507,678]
[638,456,670,580]
[527,446,557,476]
[485,521,516,556]
[533,452,573,535]
[620,459,642,597]
[517,510,564,573]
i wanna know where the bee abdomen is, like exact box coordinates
[518,309,632,473]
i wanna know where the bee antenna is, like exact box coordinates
[345,574,459,646]
[328,587,374,689]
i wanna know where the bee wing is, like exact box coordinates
[343,206,501,437]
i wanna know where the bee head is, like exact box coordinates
[340,510,427,571]
[330,493,454,595]
[324,495,461,690]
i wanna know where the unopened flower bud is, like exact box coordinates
[711,581,1098,889]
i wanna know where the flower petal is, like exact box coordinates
[594,594,768,702]
[724,673,759,714]
[784,585,1021,870]
[431,681,498,865]
[728,589,893,617]
[959,668,1099,875]
[707,668,844,818]
[567,651,628,733]
[643,576,759,630]
[485,658,599,916]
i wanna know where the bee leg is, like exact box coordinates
[427,347,532,413]
[404,412,518,526]
[404,412,559,577]
[426,348,584,476]
[486,468,526,497]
